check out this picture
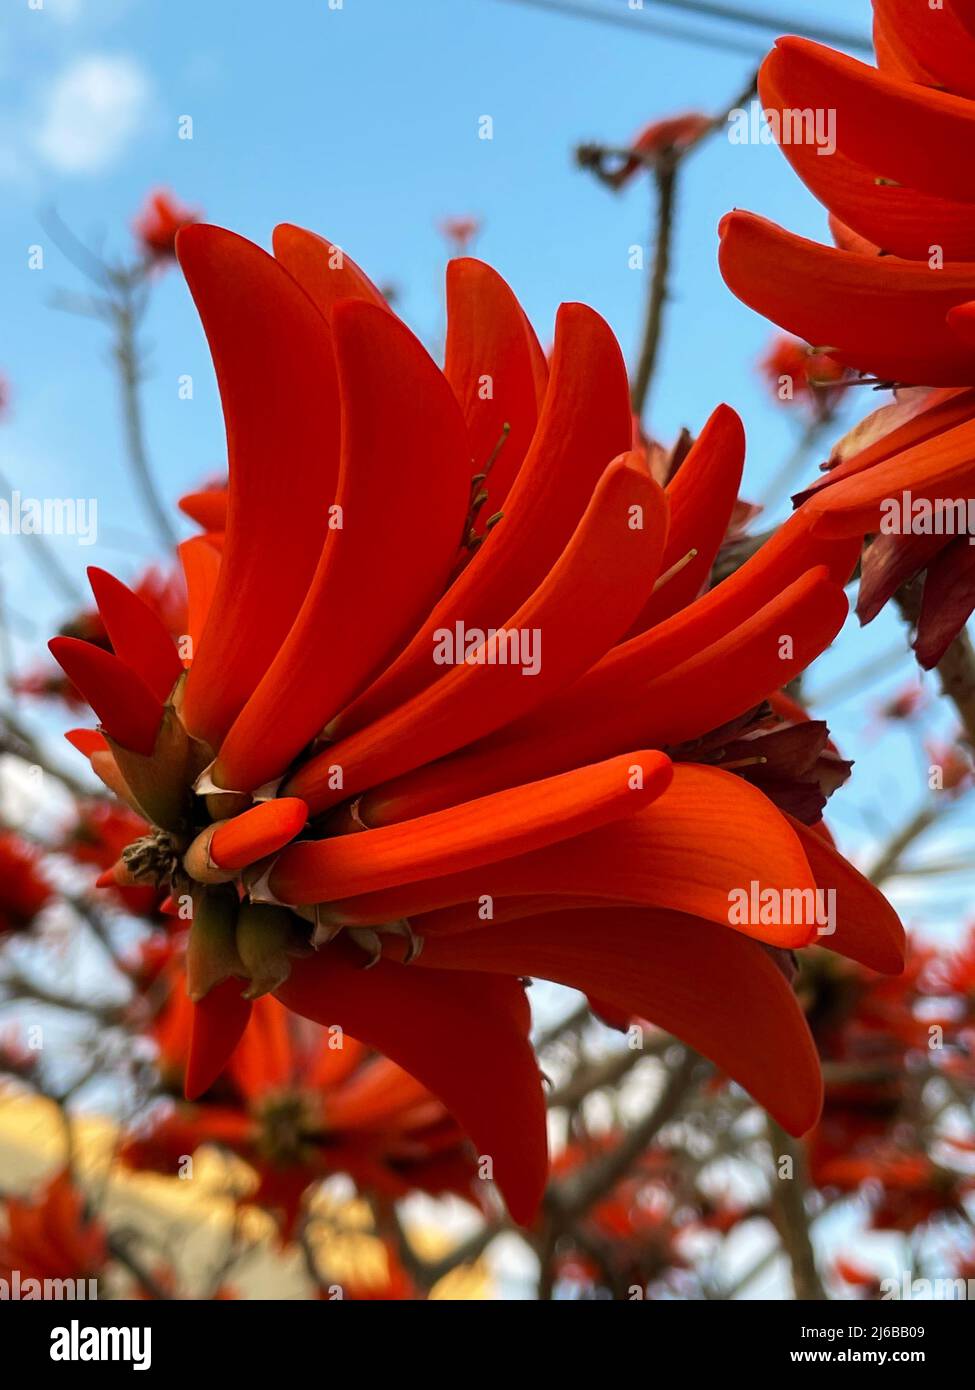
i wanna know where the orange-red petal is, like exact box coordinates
[270,750,673,905]
[49,637,163,756]
[177,224,340,749]
[214,300,472,792]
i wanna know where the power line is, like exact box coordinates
[493,0,873,57]
[491,0,771,56]
[641,0,871,52]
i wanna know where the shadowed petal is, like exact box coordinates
[416,907,824,1136]
[185,978,253,1101]
[272,223,389,317]
[786,816,905,974]
[275,945,547,1224]
[322,764,818,951]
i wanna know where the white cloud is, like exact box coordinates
[34,53,151,174]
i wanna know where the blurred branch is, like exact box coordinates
[41,207,176,552]
[534,999,591,1050]
[0,466,82,604]
[548,1047,700,1221]
[106,1229,172,1300]
[578,71,757,422]
[0,706,93,797]
[0,973,124,1025]
[630,158,678,419]
[546,1046,645,1109]
[759,410,838,513]
[766,1118,825,1301]
[111,280,178,551]
[868,804,941,885]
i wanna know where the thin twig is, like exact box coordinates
[766,1118,826,1301]
[112,285,178,550]
[631,157,678,419]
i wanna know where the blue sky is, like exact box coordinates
[0,0,971,913]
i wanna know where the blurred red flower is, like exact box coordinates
[133,190,200,262]
[0,832,52,935]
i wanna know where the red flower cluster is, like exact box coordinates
[720,2,975,666]
[48,228,904,1223]
[760,335,848,416]
[133,190,200,262]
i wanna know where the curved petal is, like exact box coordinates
[323,764,819,951]
[625,405,745,633]
[288,452,668,813]
[178,537,221,657]
[275,945,547,1224]
[444,257,547,519]
[214,300,471,792]
[65,728,107,757]
[803,414,975,534]
[786,816,905,974]
[209,798,308,871]
[915,535,975,668]
[801,388,975,498]
[857,531,945,626]
[49,637,163,756]
[86,567,183,703]
[270,750,673,905]
[226,995,296,1099]
[363,564,847,824]
[417,906,824,1136]
[766,37,975,205]
[272,222,389,317]
[874,0,975,97]
[329,301,632,736]
[719,211,975,386]
[185,978,253,1101]
[177,225,341,750]
[760,42,975,260]
[179,488,228,533]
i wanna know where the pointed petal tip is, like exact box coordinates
[184,979,252,1101]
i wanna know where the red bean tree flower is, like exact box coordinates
[581,112,713,188]
[438,216,481,253]
[133,190,200,263]
[0,831,53,936]
[50,220,904,1226]
[0,1170,107,1292]
[760,335,849,418]
[718,4,975,665]
[124,959,483,1237]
